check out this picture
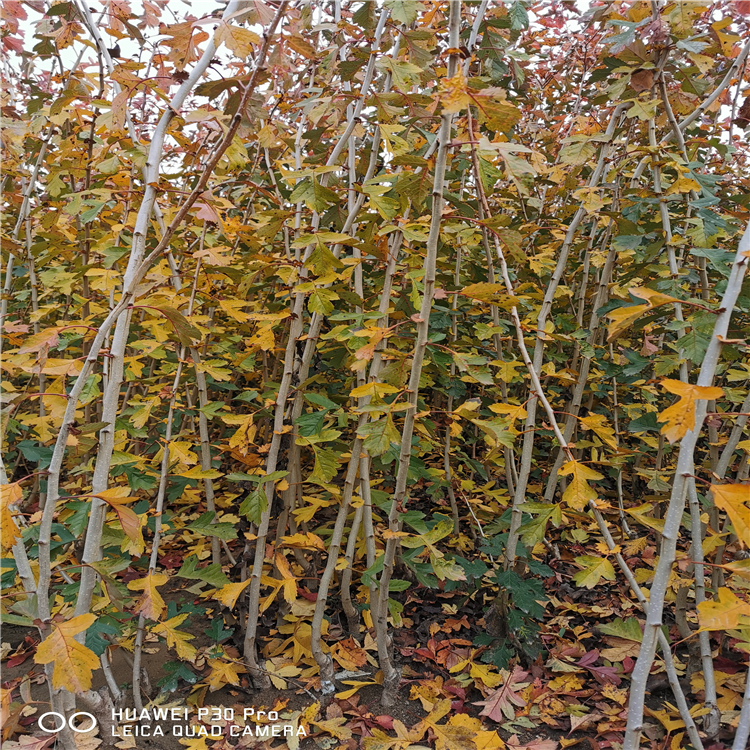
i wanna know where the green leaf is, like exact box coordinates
[309,446,339,483]
[598,617,643,642]
[559,140,596,166]
[362,554,384,587]
[188,512,237,541]
[85,617,119,656]
[376,58,423,91]
[470,418,515,447]
[308,288,339,315]
[198,401,226,419]
[388,579,411,592]
[289,176,338,212]
[430,554,466,582]
[239,487,268,525]
[676,326,711,361]
[509,1,529,29]
[157,661,198,693]
[352,1,376,30]
[518,506,561,547]
[296,411,328,437]
[384,0,418,25]
[305,241,344,276]
[475,98,522,132]
[305,393,339,410]
[625,98,659,120]
[177,555,229,588]
[357,415,400,457]
[1,612,34,627]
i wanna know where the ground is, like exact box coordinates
[2,568,744,750]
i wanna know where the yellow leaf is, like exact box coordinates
[94,487,141,543]
[178,738,208,750]
[475,730,506,750]
[666,176,701,195]
[454,400,481,417]
[179,466,223,479]
[578,414,618,450]
[228,414,256,455]
[559,460,603,510]
[17,327,62,354]
[489,403,527,425]
[460,283,508,304]
[120,514,146,557]
[606,304,649,342]
[659,380,724,444]
[93,486,136,502]
[606,287,679,342]
[710,484,750,548]
[470,662,505,688]
[275,552,298,603]
[168,441,199,466]
[419,698,477,750]
[196,359,232,381]
[0,483,23,550]
[493,360,523,383]
[264,659,302,690]
[218,299,252,322]
[34,614,99,693]
[311,715,355,740]
[645,706,685,733]
[130,396,159,430]
[214,579,253,609]
[127,572,168,620]
[629,287,678,307]
[349,382,399,398]
[206,657,246,691]
[698,587,750,631]
[42,375,68,419]
[152,614,197,662]
[279,532,326,551]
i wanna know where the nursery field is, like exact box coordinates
[1,2,750,750]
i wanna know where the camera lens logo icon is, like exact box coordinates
[38,712,97,733]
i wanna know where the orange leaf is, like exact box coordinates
[0,483,23,551]
[94,487,141,543]
[438,68,471,113]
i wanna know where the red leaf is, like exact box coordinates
[7,651,33,668]
[374,715,393,730]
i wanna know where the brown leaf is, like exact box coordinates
[630,69,654,93]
